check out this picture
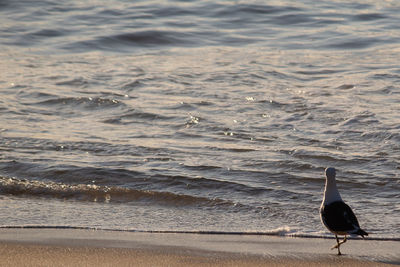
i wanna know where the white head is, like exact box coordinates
[322,167,342,204]
[325,167,336,181]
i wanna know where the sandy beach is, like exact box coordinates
[0,228,398,266]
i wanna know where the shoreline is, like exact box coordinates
[0,228,398,266]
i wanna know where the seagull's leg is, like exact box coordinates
[340,236,347,246]
[331,235,340,249]
[336,235,342,255]
[331,236,348,248]
[331,235,342,255]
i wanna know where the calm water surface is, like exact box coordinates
[0,0,399,240]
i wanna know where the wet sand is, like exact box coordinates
[0,228,398,266]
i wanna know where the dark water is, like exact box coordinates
[0,0,399,240]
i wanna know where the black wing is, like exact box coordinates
[321,201,361,233]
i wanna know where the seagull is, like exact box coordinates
[320,167,368,255]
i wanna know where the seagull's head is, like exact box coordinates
[325,167,336,180]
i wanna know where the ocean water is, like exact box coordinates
[0,0,399,240]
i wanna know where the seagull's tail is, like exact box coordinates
[356,228,368,238]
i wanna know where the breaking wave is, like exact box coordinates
[0,176,232,208]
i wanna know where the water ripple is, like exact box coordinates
[0,0,399,237]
